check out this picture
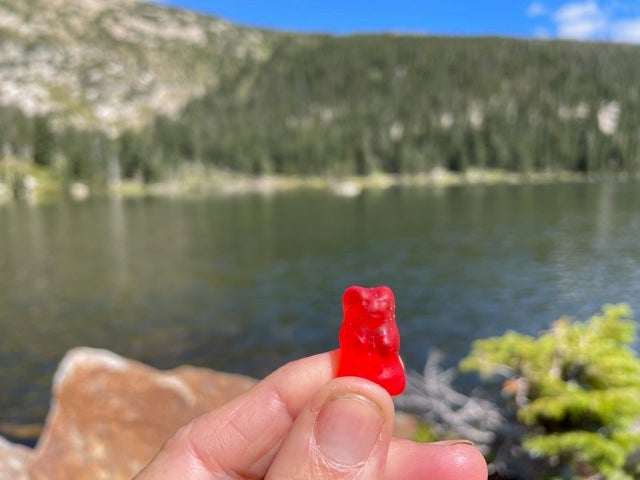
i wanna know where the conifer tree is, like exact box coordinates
[461,304,640,479]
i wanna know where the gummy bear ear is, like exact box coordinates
[371,286,394,302]
[367,286,394,313]
[342,285,365,308]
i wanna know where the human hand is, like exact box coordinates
[134,350,488,479]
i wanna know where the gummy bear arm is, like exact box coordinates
[372,324,400,352]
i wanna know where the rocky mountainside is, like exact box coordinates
[1,0,639,184]
[0,0,276,135]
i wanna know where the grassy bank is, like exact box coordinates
[1,162,635,205]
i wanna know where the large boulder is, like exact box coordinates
[28,347,257,480]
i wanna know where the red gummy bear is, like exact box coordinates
[337,285,405,396]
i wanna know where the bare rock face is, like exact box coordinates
[28,347,257,480]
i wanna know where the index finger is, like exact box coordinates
[136,350,340,480]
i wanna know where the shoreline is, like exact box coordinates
[110,168,639,198]
[0,167,636,204]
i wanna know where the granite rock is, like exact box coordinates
[28,347,257,480]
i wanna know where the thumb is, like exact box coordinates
[265,377,394,480]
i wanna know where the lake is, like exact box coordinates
[2,181,640,428]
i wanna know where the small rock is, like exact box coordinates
[69,182,89,201]
[28,347,257,480]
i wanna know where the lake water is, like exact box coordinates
[2,181,640,428]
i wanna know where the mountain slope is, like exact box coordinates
[1,0,640,186]
[0,0,276,135]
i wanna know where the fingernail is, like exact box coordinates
[432,439,474,446]
[314,394,384,468]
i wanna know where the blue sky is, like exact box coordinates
[152,1,640,43]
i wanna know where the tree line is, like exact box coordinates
[2,34,640,189]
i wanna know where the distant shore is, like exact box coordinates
[0,167,635,204]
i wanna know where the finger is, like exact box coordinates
[265,376,395,480]
[385,438,488,480]
[135,350,340,480]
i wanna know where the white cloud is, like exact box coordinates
[553,0,608,39]
[611,18,640,43]
[527,2,548,17]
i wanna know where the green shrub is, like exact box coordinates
[461,304,640,479]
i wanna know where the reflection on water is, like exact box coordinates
[2,181,640,427]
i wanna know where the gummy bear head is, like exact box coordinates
[342,285,395,325]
